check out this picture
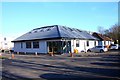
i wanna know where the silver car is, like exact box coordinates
[87,46,108,53]
[110,44,119,49]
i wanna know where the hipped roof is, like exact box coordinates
[12,25,98,42]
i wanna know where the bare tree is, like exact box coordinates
[103,24,120,44]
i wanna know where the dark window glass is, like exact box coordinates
[87,41,89,46]
[4,37,6,41]
[34,31,37,33]
[33,42,39,48]
[76,40,79,47]
[47,28,51,31]
[26,42,31,48]
[104,41,106,46]
[4,43,7,45]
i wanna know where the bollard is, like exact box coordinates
[49,52,54,56]
[35,52,37,56]
[17,52,19,55]
[0,53,2,57]
[9,50,11,54]
[51,53,54,56]
[11,53,14,59]
[70,53,73,57]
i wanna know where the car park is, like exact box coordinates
[87,46,108,53]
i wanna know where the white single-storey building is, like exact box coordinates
[12,25,98,54]
[0,35,14,51]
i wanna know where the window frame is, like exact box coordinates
[87,41,89,46]
[21,42,23,48]
[33,41,39,48]
[76,40,79,47]
[26,42,32,48]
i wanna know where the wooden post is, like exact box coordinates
[11,53,14,59]
[70,53,73,57]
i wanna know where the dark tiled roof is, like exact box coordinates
[12,25,98,42]
[92,32,112,41]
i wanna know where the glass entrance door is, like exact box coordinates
[47,41,71,54]
[47,41,62,54]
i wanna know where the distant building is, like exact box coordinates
[92,32,113,47]
[0,35,14,50]
[12,25,98,54]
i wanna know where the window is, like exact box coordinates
[29,32,32,33]
[76,40,79,47]
[26,42,31,48]
[33,41,39,48]
[46,28,51,31]
[40,29,44,32]
[104,41,106,46]
[87,41,89,46]
[77,29,82,32]
[4,43,7,45]
[4,37,6,41]
[34,30,37,33]
[68,28,73,31]
[21,42,23,48]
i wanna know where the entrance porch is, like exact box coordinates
[47,41,71,54]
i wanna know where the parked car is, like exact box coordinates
[110,44,119,49]
[87,46,108,53]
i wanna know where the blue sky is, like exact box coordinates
[1,2,118,39]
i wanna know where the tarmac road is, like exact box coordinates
[1,51,120,80]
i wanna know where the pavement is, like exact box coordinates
[1,51,120,80]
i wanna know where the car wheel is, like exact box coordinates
[100,49,104,53]
[87,49,91,52]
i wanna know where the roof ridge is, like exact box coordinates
[56,25,61,38]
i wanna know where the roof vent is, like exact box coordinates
[68,28,73,31]
[34,30,37,33]
[63,26,67,30]
[29,32,32,33]
[77,29,82,32]
[40,29,44,32]
[46,28,51,31]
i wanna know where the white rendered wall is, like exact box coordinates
[71,39,97,53]
[14,40,47,54]
[86,40,96,51]
[0,36,14,50]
